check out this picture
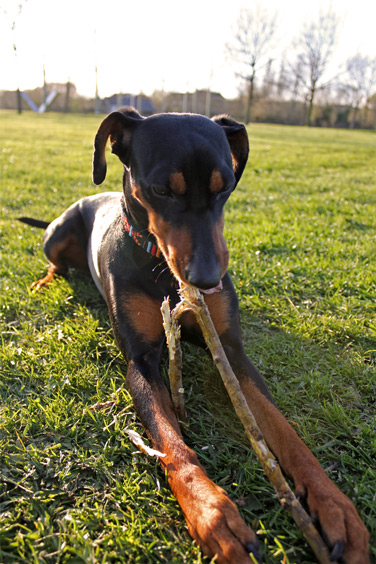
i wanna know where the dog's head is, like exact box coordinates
[93,107,249,291]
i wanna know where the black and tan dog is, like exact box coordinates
[21,108,369,563]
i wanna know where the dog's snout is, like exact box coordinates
[185,260,222,290]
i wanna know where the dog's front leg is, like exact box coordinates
[100,274,259,561]
[220,321,370,564]
[125,354,260,564]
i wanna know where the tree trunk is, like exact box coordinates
[16,88,22,114]
[305,86,315,126]
[64,81,72,113]
[245,67,256,124]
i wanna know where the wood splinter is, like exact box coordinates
[161,285,336,564]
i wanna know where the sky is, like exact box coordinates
[1,0,376,100]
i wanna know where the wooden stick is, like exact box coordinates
[161,285,336,564]
[161,298,186,422]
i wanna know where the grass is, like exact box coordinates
[0,110,375,563]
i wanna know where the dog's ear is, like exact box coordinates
[93,107,144,185]
[212,115,249,185]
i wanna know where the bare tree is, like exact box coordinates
[226,6,277,123]
[292,10,339,126]
[345,54,376,128]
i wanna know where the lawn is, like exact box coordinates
[0,110,375,563]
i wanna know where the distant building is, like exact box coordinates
[161,90,233,117]
[102,93,155,115]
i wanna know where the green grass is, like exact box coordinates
[0,111,375,563]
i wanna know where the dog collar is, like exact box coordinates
[120,197,162,258]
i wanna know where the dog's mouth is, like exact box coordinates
[178,279,223,295]
[199,281,223,294]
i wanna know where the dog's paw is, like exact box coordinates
[296,477,369,563]
[176,469,260,564]
[30,267,56,292]
[186,490,261,564]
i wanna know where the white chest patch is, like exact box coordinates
[86,197,120,298]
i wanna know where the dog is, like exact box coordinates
[20,108,369,563]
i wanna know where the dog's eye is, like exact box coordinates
[151,185,171,197]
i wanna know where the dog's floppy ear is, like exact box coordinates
[93,107,144,185]
[212,115,249,185]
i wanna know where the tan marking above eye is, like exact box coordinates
[209,170,225,193]
[170,172,186,195]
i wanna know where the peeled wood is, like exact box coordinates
[161,285,336,564]
[161,298,186,422]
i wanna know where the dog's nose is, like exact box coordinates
[185,262,222,290]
